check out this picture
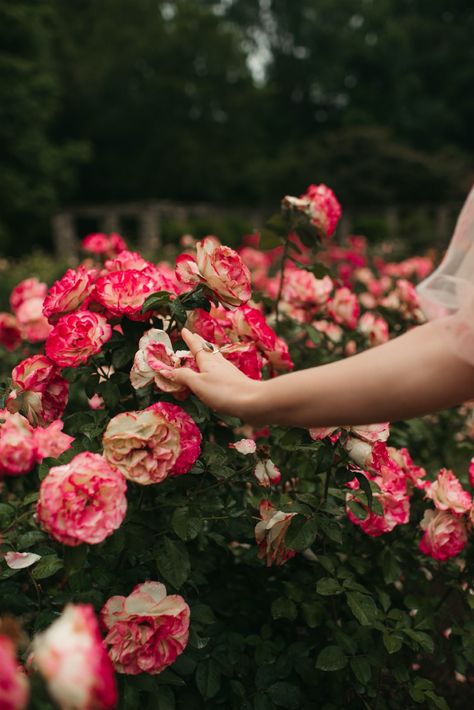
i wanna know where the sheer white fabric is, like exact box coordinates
[416,186,474,365]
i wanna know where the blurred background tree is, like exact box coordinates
[0,0,473,253]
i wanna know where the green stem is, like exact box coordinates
[275,237,290,324]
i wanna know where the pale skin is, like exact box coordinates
[163,323,474,429]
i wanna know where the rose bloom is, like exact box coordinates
[327,287,360,329]
[419,509,468,561]
[46,310,112,367]
[229,438,257,455]
[92,269,160,321]
[103,402,201,485]
[283,184,341,237]
[0,313,22,351]
[425,468,472,514]
[470,458,474,488]
[267,267,333,311]
[238,246,271,291]
[346,466,410,537]
[82,232,127,257]
[231,305,276,353]
[225,344,263,380]
[10,277,47,313]
[255,500,297,566]
[16,296,52,342]
[101,582,190,675]
[254,459,281,487]
[43,266,97,323]
[130,329,196,397]
[176,236,251,308]
[32,604,117,710]
[0,635,29,710]
[37,452,127,546]
[358,312,389,346]
[7,354,69,425]
[34,420,74,461]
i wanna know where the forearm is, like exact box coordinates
[246,321,474,428]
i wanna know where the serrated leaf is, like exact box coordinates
[155,537,190,589]
[171,508,202,541]
[196,659,221,700]
[316,577,343,596]
[350,656,371,684]
[285,516,318,552]
[346,592,379,626]
[31,555,64,580]
[315,645,347,672]
[271,597,297,621]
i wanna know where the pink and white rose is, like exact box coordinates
[425,468,472,514]
[101,582,190,675]
[37,452,127,546]
[10,278,47,313]
[254,459,281,487]
[7,354,69,426]
[43,266,97,323]
[358,312,389,346]
[130,329,196,396]
[229,438,257,455]
[92,269,160,321]
[176,236,251,308]
[0,635,29,710]
[327,287,360,329]
[32,604,117,710]
[102,402,201,485]
[419,509,468,561]
[46,310,112,368]
[255,500,296,566]
[82,232,126,257]
[16,297,52,342]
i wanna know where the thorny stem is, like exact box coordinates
[275,237,290,324]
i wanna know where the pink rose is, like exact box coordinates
[130,329,196,396]
[0,635,29,710]
[419,509,468,561]
[0,313,22,351]
[186,308,232,346]
[358,312,389,346]
[7,354,69,425]
[103,402,201,485]
[238,246,271,290]
[92,269,160,321]
[46,310,112,367]
[10,277,47,313]
[346,466,410,537]
[470,457,474,488]
[43,266,97,323]
[16,297,52,342]
[176,236,251,307]
[225,344,263,380]
[82,232,126,257]
[265,335,294,372]
[299,183,342,237]
[267,267,333,311]
[32,604,117,710]
[104,250,150,272]
[255,500,297,566]
[0,412,37,476]
[0,411,73,477]
[101,582,190,675]
[231,305,277,352]
[425,468,472,514]
[254,459,281,487]
[37,452,127,546]
[328,287,360,329]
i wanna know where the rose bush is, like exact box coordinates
[0,196,473,709]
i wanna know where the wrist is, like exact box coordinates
[236,379,268,426]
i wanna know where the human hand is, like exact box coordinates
[162,328,261,421]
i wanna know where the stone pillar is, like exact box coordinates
[101,211,120,234]
[52,211,78,263]
[138,204,161,256]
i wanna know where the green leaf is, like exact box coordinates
[381,549,402,584]
[285,516,318,552]
[315,645,348,672]
[111,342,136,369]
[195,659,221,700]
[267,682,301,709]
[191,604,216,625]
[155,537,190,589]
[383,632,402,654]
[0,503,15,528]
[316,577,343,596]
[171,507,202,541]
[31,555,64,580]
[403,629,434,653]
[346,592,379,627]
[318,517,342,544]
[170,298,187,326]
[271,597,297,621]
[63,545,87,575]
[350,656,372,685]
[142,290,172,313]
[347,499,368,521]
[155,687,175,710]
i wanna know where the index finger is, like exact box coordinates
[181,328,225,366]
